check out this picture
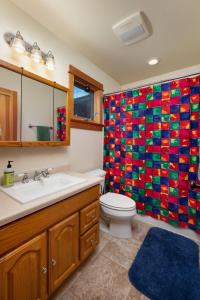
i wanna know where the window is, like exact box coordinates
[68,65,104,131]
[74,83,94,120]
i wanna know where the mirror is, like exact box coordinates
[21,76,54,141]
[0,61,69,146]
[0,67,21,141]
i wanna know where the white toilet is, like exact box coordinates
[85,169,136,238]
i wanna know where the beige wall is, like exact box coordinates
[0,0,120,175]
[122,64,200,90]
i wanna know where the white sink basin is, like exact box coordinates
[0,173,86,204]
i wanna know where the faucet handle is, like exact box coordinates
[33,170,42,181]
[47,167,53,174]
[22,172,29,183]
[42,168,52,177]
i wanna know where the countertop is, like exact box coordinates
[0,169,102,227]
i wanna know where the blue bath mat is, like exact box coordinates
[128,227,200,300]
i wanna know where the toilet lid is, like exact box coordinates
[100,192,136,211]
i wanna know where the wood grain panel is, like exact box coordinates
[0,141,22,147]
[54,82,68,93]
[0,87,17,141]
[94,90,103,124]
[68,65,104,130]
[0,60,22,74]
[0,232,47,300]
[68,72,74,117]
[69,65,103,91]
[0,60,68,93]
[70,118,104,131]
[48,213,79,294]
[22,69,69,93]
[0,59,70,147]
[21,141,67,147]
[80,201,99,235]
[80,223,99,262]
[0,185,100,257]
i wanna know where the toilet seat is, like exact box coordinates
[100,192,136,211]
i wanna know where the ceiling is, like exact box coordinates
[10,0,200,85]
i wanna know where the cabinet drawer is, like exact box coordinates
[80,201,99,235]
[80,223,99,261]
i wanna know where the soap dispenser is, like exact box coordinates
[3,161,14,187]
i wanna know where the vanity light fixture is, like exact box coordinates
[11,31,26,54]
[148,57,160,66]
[31,42,42,63]
[46,50,55,70]
[4,31,55,70]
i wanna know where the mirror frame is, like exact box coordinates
[0,59,70,147]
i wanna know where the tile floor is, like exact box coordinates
[51,220,200,300]
[51,221,151,300]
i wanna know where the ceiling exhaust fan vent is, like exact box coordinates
[112,11,150,46]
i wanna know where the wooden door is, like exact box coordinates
[0,87,17,141]
[0,232,47,300]
[48,212,79,294]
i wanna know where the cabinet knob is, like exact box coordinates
[51,259,57,267]
[41,266,47,274]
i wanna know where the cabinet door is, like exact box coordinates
[0,232,47,300]
[48,213,79,294]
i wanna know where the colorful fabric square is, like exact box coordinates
[56,106,66,141]
[103,76,200,234]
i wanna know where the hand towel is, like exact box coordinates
[37,126,51,141]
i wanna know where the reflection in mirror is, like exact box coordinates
[21,76,54,141]
[54,88,66,142]
[0,67,21,141]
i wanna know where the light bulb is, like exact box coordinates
[46,50,55,70]
[11,31,26,54]
[31,42,42,63]
[148,57,160,66]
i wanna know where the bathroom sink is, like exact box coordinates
[0,173,86,204]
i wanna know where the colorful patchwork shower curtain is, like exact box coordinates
[56,106,66,141]
[104,75,200,234]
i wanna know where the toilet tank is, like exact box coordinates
[85,169,106,193]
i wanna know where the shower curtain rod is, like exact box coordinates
[104,71,200,97]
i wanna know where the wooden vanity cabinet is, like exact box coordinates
[0,185,100,299]
[48,212,79,294]
[0,232,47,300]
[80,200,100,261]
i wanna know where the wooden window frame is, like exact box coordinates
[68,65,104,131]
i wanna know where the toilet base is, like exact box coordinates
[109,219,133,238]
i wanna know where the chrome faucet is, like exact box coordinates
[41,169,50,178]
[22,172,29,184]
[33,170,42,181]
